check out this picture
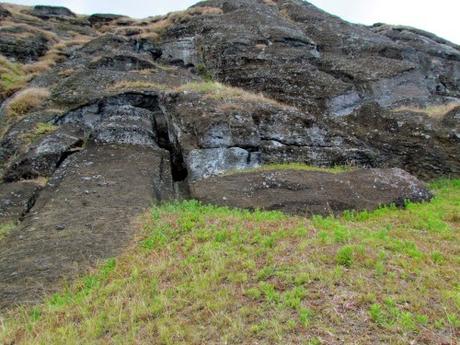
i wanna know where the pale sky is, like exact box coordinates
[4,0,460,44]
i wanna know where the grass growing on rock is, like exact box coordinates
[0,222,15,241]
[0,55,26,97]
[395,102,460,119]
[226,163,355,175]
[177,81,283,105]
[98,6,222,41]
[109,80,172,92]
[19,122,58,145]
[1,180,459,344]
[109,80,287,108]
[4,87,50,119]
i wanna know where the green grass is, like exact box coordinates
[20,122,58,144]
[1,180,459,344]
[0,222,15,241]
[225,163,355,176]
[0,55,26,97]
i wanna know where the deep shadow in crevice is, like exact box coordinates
[100,92,189,182]
[56,92,190,182]
[151,107,189,182]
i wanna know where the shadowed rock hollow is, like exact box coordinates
[0,0,458,308]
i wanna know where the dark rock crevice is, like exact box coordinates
[152,105,189,182]
[18,185,42,221]
[0,181,44,223]
[55,92,189,182]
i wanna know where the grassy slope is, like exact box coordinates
[1,180,459,345]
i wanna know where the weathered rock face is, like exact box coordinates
[146,0,459,178]
[0,181,41,222]
[31,5,76,19]
[370,24,460,100]
[88,13,125,26]
[1,0,459,183]
[3,127,84,182]
[0,145,175,308]
[161,0,460,114]
[443,106,460,133]
[331,104,460,179]
[0,26,50,63]
[0,4,11,18]
[190,168,433,216]
[159,93,377,180]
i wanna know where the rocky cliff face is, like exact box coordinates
[0,0,459,183]
[0,0,458,307]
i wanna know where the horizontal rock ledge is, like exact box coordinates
[190,168,433,216]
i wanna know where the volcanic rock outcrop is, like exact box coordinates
[0,0,458,307]
[190,168,432,216]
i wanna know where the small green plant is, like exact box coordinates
[306,338,322,345]
[196,63,213,81]
[20,122,58,144]
[259,282,280,303]
[282,286,308,309]
[431,251,445,264]
[0,222,15,241]
[244,287,261,300]
[369,303,385,325]
[336,245,354,267]
[369,299,430,331]
[298,307,313,326]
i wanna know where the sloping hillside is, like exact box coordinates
[0,1,459,343]
[1,179,459,344]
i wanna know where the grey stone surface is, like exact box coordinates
[31,5,76,19]
[186,147,260,180]
[190,168,433,216]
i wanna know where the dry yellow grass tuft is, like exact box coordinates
[0,55,26,96]
[52,35,93,50]
[177,81,284,106]
[395,102,460,119]
[0,21,59,42]
[109,81,284,108]
[109,80,170,92]
[0,3,41,22]
[4,87,50,118]
[22,34,92,75]
[100,6,223,41]
[22,51,63,75]
[188,6,224,15]
[57,68,75,77]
